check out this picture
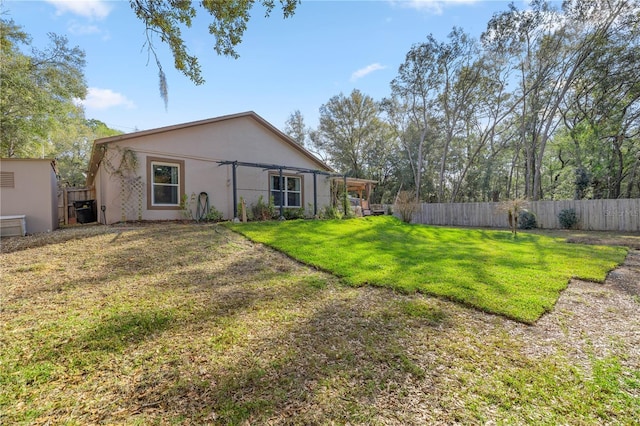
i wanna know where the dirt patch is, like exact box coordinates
[509,248,640,372]
[566,236,640,249]
[531,228,640,249]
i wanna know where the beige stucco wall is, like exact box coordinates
[93,115,332,224]
[0,158,59,234]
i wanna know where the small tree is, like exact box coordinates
[497,198,529,236]
[395,190,418,223]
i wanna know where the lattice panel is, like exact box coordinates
[120,175,143,222]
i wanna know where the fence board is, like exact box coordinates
[57,187,95,225]
[409,199,640,232]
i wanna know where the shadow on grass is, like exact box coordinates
[3,225,228,306]
[2,222,635,424]
[80,310,176,353]
[228,217,626,323]
[125,285,451,424]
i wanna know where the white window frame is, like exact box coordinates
[270,174,302,208]
[147,158,184,209]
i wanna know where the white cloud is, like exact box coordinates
[351,63,387,81]
[77,88,135,110]
[46,0,112,20]
[68,22,102,36]
[390,0,478,15]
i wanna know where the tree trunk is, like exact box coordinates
[415,127,427,202]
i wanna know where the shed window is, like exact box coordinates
[147,157,184,209]
[270,175,302,208]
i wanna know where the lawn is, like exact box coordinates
[1,223,637,424]
[228,216,627,323]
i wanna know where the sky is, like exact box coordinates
[3,0,528,134]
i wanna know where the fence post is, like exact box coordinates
[63,188,69,225]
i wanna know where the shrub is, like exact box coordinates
[558,208,578,229]
[343,206,356,219]
[180,193,196,220]
[204,206,224,222]
[283,207,305,220]
[251,195,276,221]
[395,191,418,223]
[341,193,355,219]
[518,210,537,229]
[319,205,343,220]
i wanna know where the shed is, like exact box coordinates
[0,158,59,235]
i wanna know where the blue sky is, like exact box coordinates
[4,0,524,133]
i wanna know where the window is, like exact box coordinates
[270,174,302,208]
[147,157,184,209]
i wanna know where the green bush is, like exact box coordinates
[251,196,276,221]
[204,206,224,222]
[558,208,578,229]
[283,207,305,220]
[518,210,537,229]
[319,205,343,220]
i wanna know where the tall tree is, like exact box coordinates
[448,51,517,202]
[434,28,482,202]
[484,0,637,200]
[49,118,122,186]
[389,35,442,201]
[284,110,307,146]
[312,89,384,178]
[0,19,87,158]
[558,2,640,199]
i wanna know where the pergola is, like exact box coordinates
[335,177,377,200]
[330,176,378,215]
[218,160,333,220]
[218,161,378,220]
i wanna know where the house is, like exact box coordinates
[86,111,335,224]
[0,158,59,235]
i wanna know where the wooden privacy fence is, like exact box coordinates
[57,187,95,225]
[411,199,640,232]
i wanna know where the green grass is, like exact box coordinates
[228,216,627,323]
[2,223,637,424]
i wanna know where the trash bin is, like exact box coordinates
[73,199,96,224]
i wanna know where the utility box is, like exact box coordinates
[0,215,27,237]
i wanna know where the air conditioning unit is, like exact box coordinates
[0,215,27,237]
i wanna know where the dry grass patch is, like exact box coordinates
[1,224,638,424]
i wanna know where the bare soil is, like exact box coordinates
[508,248,640,373]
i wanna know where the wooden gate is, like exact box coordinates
[57,187,96,225]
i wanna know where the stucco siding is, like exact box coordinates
[92,114,332,224]
[0,158,59,234]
